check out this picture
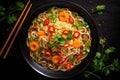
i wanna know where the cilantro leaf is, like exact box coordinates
[16,1,24,11]
[7,14,17,24]
[105,47,116,54]
[84,37,119,79]
[95,52,101,58]
[0,6,6,11]
[99,38,106,48]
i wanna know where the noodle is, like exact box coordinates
[27,7,91,71]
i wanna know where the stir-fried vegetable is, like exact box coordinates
[59,11,69,22]
[38,31,45,37]
[72,31,80,38]
[69,16,74,24]
[66,62,72,71]
[63,42,70,48]
[67,30,72,40]
[48,14,57,23]
[29,41,39,51]
[44,49,51,56]
[48,25,55,33]
[51,55,61,64]
[43,18,50,26]
[73,39,81,48]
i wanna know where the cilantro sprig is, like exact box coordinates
[91,4,106,15]
[0,1,24,24]
[84,38,120,79]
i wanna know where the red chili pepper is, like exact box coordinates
[58,51,62,55]
[62,30,68,35]
[69,16,74,24]
[44,49,51,56]
[66,62,72,71]
[43,18,50,26]
[72,31,80,38]
[63,42,70,48]
[48,26,55,33]
[59,57,66,64]
[77,54,82,59]
[48,34,53,41]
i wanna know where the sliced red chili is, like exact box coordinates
[43,18,50,26]
[72,31,80,38]
[59,57,66,64]
[66,62,72,71]
[58,51,62,55]
[62,30,68,35]
[76,54,82,59]
[69,16,74,24]
[48,26,55,33]
[48,34,53,41]
[44,49,51,56]
[63,42,70,48]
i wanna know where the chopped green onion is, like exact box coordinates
[59,39,66,46]
[48,14,57,23]
[72,12,78,18]
[72,55,76,62]
[67,31,72,40]
[74,20,84,30]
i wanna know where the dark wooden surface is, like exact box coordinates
[0,0,120,80]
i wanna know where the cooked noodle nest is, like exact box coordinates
[27,7,91,71]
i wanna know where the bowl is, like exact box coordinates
[19,0,98,79]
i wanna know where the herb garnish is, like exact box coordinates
[84,38,120,79]
[0,1,24,24]
[91,5,106,15]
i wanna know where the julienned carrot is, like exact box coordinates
[59,11,69,22]
[73,39,81,48]
[29,41,39,51]
[38,31,45,37]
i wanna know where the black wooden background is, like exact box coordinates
[0,0,120,80]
